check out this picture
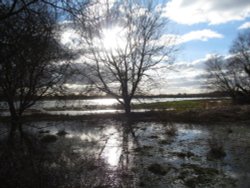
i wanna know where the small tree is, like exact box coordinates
[230,31,250,77]
[229,30,250,100]
[205,55,238,99]
[205,31,250,103]
[77,0,176,114]
[0,3,69,139]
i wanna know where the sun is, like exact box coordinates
[101,26,126,51]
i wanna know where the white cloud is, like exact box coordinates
[142,54,215,96]
[86,0,116,18]
[181,29,223,43]
[163,0,250,25]
[238,22,250,30]
[154,54,218,94]
[60,29,82,50]
[159,29,223,46]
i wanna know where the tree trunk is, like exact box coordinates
[8,115,25,144]
[8,102,21,142]
[124,101,131,114]
[9,117,18,142]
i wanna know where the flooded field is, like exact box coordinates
[0,97,218,111]
[1,119,249,187]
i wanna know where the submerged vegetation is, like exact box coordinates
[207,138,226,159]
[148,163,168,175]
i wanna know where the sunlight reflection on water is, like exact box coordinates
[67,125,123,167]
[90,98,118,106]
[177,128,203,140]
[101,126,122,167]
[101,135,122,166]
[1,120,250,187]
[0,97,221,110]
[45,109,157,116]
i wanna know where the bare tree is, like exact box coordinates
[0,0,90,21]
[205,31,250,103]
[76,0,176,114]
[205,55,238,99]
[0,3,70,140]
[229,30,250,91]
[0,0,39,21]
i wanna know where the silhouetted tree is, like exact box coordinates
[76,0,176,114]
[205,31,250,103]
[0,0,39,21]
[0,0,90,24]
[0,3,69,140]
[205,55,238,99]
[229,30,250,97]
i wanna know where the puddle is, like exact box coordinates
[0,120,249,187]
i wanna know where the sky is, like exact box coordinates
[156,0,250,94]
[61,0,250,95]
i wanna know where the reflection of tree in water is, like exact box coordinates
[0,120,244,187]
[117,121,177,187]
[117,120,143,187]
[0,119,149,188]
[0,131,120,188]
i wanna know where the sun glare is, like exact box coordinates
[101,26,126,51]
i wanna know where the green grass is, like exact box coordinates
[133,99,231,111]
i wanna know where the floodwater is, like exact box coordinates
[0,97,218,116]
[2,119,249,187]
[0,97,218,110]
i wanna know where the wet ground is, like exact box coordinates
[0,97,219,116]
[1,119,250,187]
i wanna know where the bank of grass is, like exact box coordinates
[133,99,231,111]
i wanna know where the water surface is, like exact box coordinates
[2,119,248,187]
